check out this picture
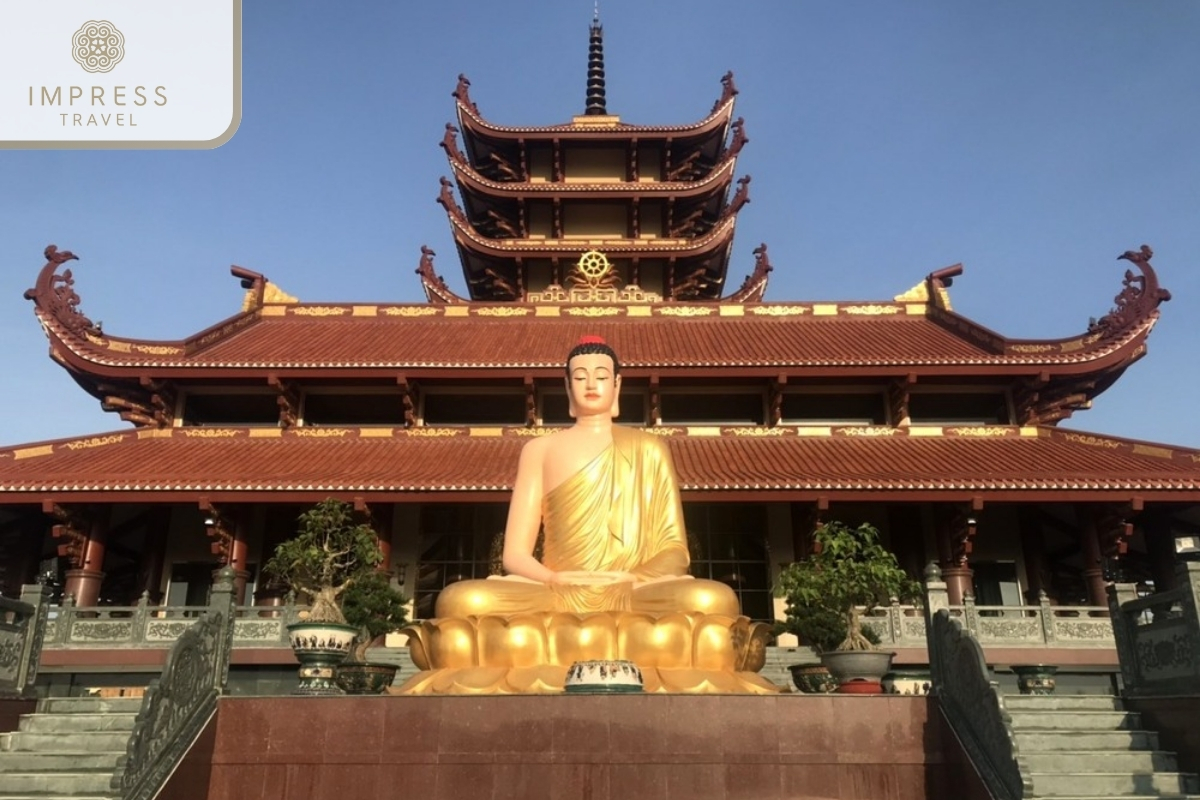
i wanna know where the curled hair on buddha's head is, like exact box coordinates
[565,334,620,376]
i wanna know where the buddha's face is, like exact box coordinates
[566,352,621,419]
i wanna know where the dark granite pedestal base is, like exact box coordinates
[178,694,986,800]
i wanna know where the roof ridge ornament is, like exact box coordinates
[25,245,101,338]
[724,243,773,303]
[416,245,467,305]
[1089,245,1171,339]
[452,74,478,115]
[711,71,739,115]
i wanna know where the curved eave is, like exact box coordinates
[2,425,1198,503]
[450,156,737,201]
[455,97,735,145]
[34,306,264,376]
[33,300,1162,378]
[447,208,738,260]
[929,304,1161,378]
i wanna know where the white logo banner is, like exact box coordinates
[0,1,241,148]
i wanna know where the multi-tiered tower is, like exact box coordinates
[422,19,759,305]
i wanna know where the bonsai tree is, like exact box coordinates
[776,521,920,651]
[341,570,408,662]
[264,499,384,624]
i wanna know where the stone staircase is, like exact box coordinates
[0,696,140,800]
[1008,694,1200,799]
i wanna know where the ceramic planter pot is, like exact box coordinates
[1012,664,1057,695]
[335,662,399,694]
[819,650,895,694]
[287,621,357,695]
[788,664,838,694]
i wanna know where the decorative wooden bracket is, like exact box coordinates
[524,376,536,427]
[1095,504,1135,559]
[268,375,300,428]
[46,502,89,569]
[396,374,416,428]
[769,375,786,427]
[888,375,915,427]
[649,374,661,426]
[200,500,234,565]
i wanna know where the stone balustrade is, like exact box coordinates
[0,585,50,697]
[858,592,1113,650]
[1109,561,1200,697]
[40,592,306,651]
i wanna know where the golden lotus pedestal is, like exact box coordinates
[393,610,779,695]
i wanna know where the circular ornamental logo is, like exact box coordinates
[72,21,125,73]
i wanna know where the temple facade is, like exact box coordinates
[1,19,1197,669]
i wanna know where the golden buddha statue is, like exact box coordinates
[396,336,776,694]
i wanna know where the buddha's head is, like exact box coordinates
[565,335,621,419]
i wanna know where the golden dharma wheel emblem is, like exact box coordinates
[576,250,612,282]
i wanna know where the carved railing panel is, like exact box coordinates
[929,607,1031,800]
[858,597,1113,649]
[110,568,238,800]
[1109,562,1200,698]
[0,586,50,698]
[44,595,304,650]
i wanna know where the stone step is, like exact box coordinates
[0,770,114,795]
[37,697,143,715]
[1008,710,1139,731]
[1005,695,1123,711]
[0,751,124,772]
[19,713,137,734]
[3,730,132,753]
[1022,750,1178,774]
[1028,771,1200,797]
[1015,730,1160,752]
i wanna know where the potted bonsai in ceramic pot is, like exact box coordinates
[334,570,409,694]
[776,606,880,693]
[264,499,384,695]
[776,521,919,694]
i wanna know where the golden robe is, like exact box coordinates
[435,426,738,617]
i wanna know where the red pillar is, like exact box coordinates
[935,505,975,605]
[137,508,171,604]
[1078,508,1108,607]
[1019,508,1052,604]
[64,521,107,607]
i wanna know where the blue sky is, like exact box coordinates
[2,1,1198,447]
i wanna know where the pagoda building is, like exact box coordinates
[1,20,1198,669]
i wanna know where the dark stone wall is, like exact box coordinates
[197,694,966,800]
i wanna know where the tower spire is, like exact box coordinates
[584,7,607,116]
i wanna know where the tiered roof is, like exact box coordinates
[1,425,1197,503]
[7,20,1189,512]
[439,23,750,303]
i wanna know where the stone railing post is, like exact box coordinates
[924,562,949,617]
[963,593,979,635]
[1038,590,1056,644]
[55,594,75,645]
[887,596,903,646]
[1107,581,1140,692]
[1181,561,1200,623]
[12,585,51,698]
[208,567,237,693]
[131,591,151,645]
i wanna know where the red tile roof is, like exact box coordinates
[2,425,1196,501]
[39,303,1154,374]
